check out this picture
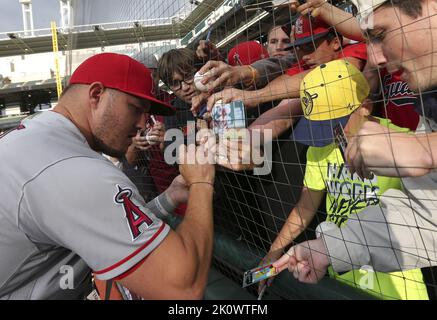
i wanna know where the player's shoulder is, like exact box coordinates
[43,155,126,180]
[11,111,90,153]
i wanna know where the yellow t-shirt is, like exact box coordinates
[303,118,428,300]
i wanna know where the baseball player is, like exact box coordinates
[0,53,215,299]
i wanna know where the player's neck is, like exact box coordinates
[52,103,95,149]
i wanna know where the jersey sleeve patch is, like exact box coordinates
[114,185,155,242]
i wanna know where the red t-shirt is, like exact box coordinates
[286,42,368,76]
[378,69,419,130]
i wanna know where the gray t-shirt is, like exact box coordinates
[251,55,296,88]
[0,111,170,299]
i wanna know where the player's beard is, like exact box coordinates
[93,90,128,159]
[94,135,125,159]
[93,113,128,159]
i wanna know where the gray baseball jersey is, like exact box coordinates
[0,111,170,299]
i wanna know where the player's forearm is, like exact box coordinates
[318,2,364,41]
[174,183,214,294]
[121,184,213,300]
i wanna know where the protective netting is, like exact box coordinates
[99,0,435,299]
[72,0,437,300]
[2,0,437,300]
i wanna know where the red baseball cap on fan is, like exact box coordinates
[69,53,175,116]
[227,41,268,66]
[285,15,332,49]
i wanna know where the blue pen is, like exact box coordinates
[198,104,208,118]
[205,29,212,42]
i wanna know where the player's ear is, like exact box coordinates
[88,82,105,109]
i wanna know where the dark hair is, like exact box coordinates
[268,25,287,41]
[326,30,343,44]
[158,48,197,86]
[380,0,424,18]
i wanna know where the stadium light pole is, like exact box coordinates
[19,0,35,37]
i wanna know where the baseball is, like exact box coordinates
[194,71,210,92]
[145,131,160,145]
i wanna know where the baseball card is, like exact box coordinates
[242,263,277,288]
[211,100,246,138]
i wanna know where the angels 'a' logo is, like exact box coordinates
[114,185,154,241]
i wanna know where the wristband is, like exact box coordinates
[147,193,176,219]
[188,181,214,189]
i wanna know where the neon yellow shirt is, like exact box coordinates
[303,118,428,300]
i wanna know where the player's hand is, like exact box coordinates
[273,238,329,284]
[214,136,262,171]
[165,175,189,206]
[178,144,215,186]
[258,248,283,294]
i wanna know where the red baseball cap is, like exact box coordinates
[69,53,175,116]
[285,15,332,49]
[227,41,269,66]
